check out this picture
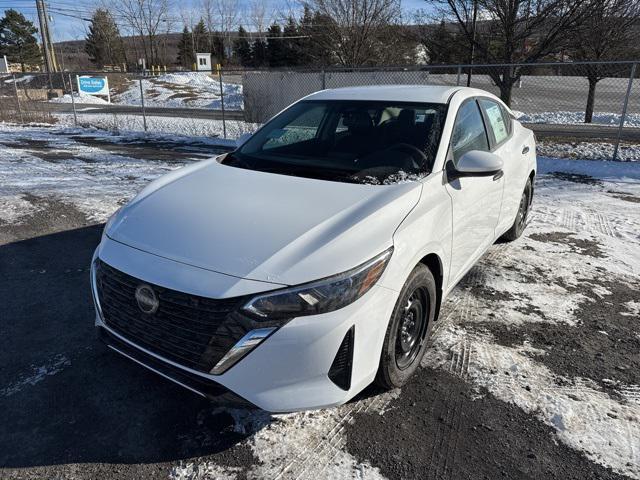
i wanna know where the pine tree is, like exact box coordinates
[0,9,41,72]
[84,9,125,68]
[282,17,299,67]
[210,32,225,65]
[266,24,285,67]
[251,38,267,67]
[192,19,208,53]
[177,26,195,69]
[297,6,314,66]
[233,26,252,66]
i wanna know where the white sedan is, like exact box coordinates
[91,85,536,412]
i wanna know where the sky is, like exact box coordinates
[1,0,431,42]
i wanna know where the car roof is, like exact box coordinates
[304,85,466,104]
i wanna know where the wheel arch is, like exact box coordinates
[418,253,443,322]
[528,170,535,205]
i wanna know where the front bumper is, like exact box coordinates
[91,238,399,412]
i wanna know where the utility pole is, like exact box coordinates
[466,0,477,87]
[41,1,59,72]
[35,0,54,89]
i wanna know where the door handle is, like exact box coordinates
[522,146,530,155]
[493,170,504,181]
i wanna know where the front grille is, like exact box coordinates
[97,326,257,408]
[95,259,255,374]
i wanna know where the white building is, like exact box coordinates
[196,53,212,71]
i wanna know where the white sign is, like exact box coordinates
[76,75,110,102]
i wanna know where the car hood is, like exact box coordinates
[106,158,422,286]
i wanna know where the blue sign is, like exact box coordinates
[77,76,108,95]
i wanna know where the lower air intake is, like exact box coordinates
[328,326,354,390]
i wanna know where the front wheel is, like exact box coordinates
[501,178,532,242]
[375,264,436,389]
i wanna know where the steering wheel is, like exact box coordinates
[385,143,428,170]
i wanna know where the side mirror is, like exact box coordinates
[448,150,503,180]
[236,132,252,147]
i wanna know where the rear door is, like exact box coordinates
[477,98,519,233]
[445,98,505,286]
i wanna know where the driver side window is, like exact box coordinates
[451,100,489,165]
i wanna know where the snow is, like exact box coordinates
[538,155,640,181]
[1,355,70,397]
[54,112,257,141]
[2,74,34,84]
[538,141,640,162]
[515,110,640,127]
[0,124,191,222]
[426,326,640,479]
[0,194,41,224]
[49,93,110,105]
[113,72,243,110]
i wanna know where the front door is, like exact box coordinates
[445,99,504,287]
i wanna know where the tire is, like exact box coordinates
[501,178,532,242]
[375,264,437,390]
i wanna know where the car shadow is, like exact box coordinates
[0,225,265,469]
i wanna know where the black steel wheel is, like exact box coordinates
[375,264,437,390]
[501,178,533,242]
[395,287,429,370]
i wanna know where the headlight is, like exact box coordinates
[242,247,393,320]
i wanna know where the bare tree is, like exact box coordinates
[302,0,402,66]
[569,0,640,122]
[430,0,591,105]
[112,0,171,66]
[414,10,468,64]
[248,0,272,37]
[201,0,240,61]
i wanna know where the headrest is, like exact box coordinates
[397,109,416,127]
[342,111,373,131]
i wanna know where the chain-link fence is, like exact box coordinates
[1,61,638,159]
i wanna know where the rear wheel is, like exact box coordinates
[375,264,436,389]
[501,178,532,242]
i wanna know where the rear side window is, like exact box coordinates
[479,98,510,145]
[451,100,489,164]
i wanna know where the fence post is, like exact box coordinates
[322,70,326,90]
[12,74,23,123]
[456,66,462,86]
[613,62,636,162]
[139,78,148,132]
[68,74,77,126]
[218,67,227,139]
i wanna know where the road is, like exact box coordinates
[1,126,639,480]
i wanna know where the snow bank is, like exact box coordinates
[538,156,640,180]
[515,110,640,127]
[54,112,257,141]
[113,72,243,110]
[538,141,640,162]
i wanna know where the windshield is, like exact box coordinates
[225,100,447,184]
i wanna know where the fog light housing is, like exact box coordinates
[210,327,277,375]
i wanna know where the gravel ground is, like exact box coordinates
[0,125,639,480]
